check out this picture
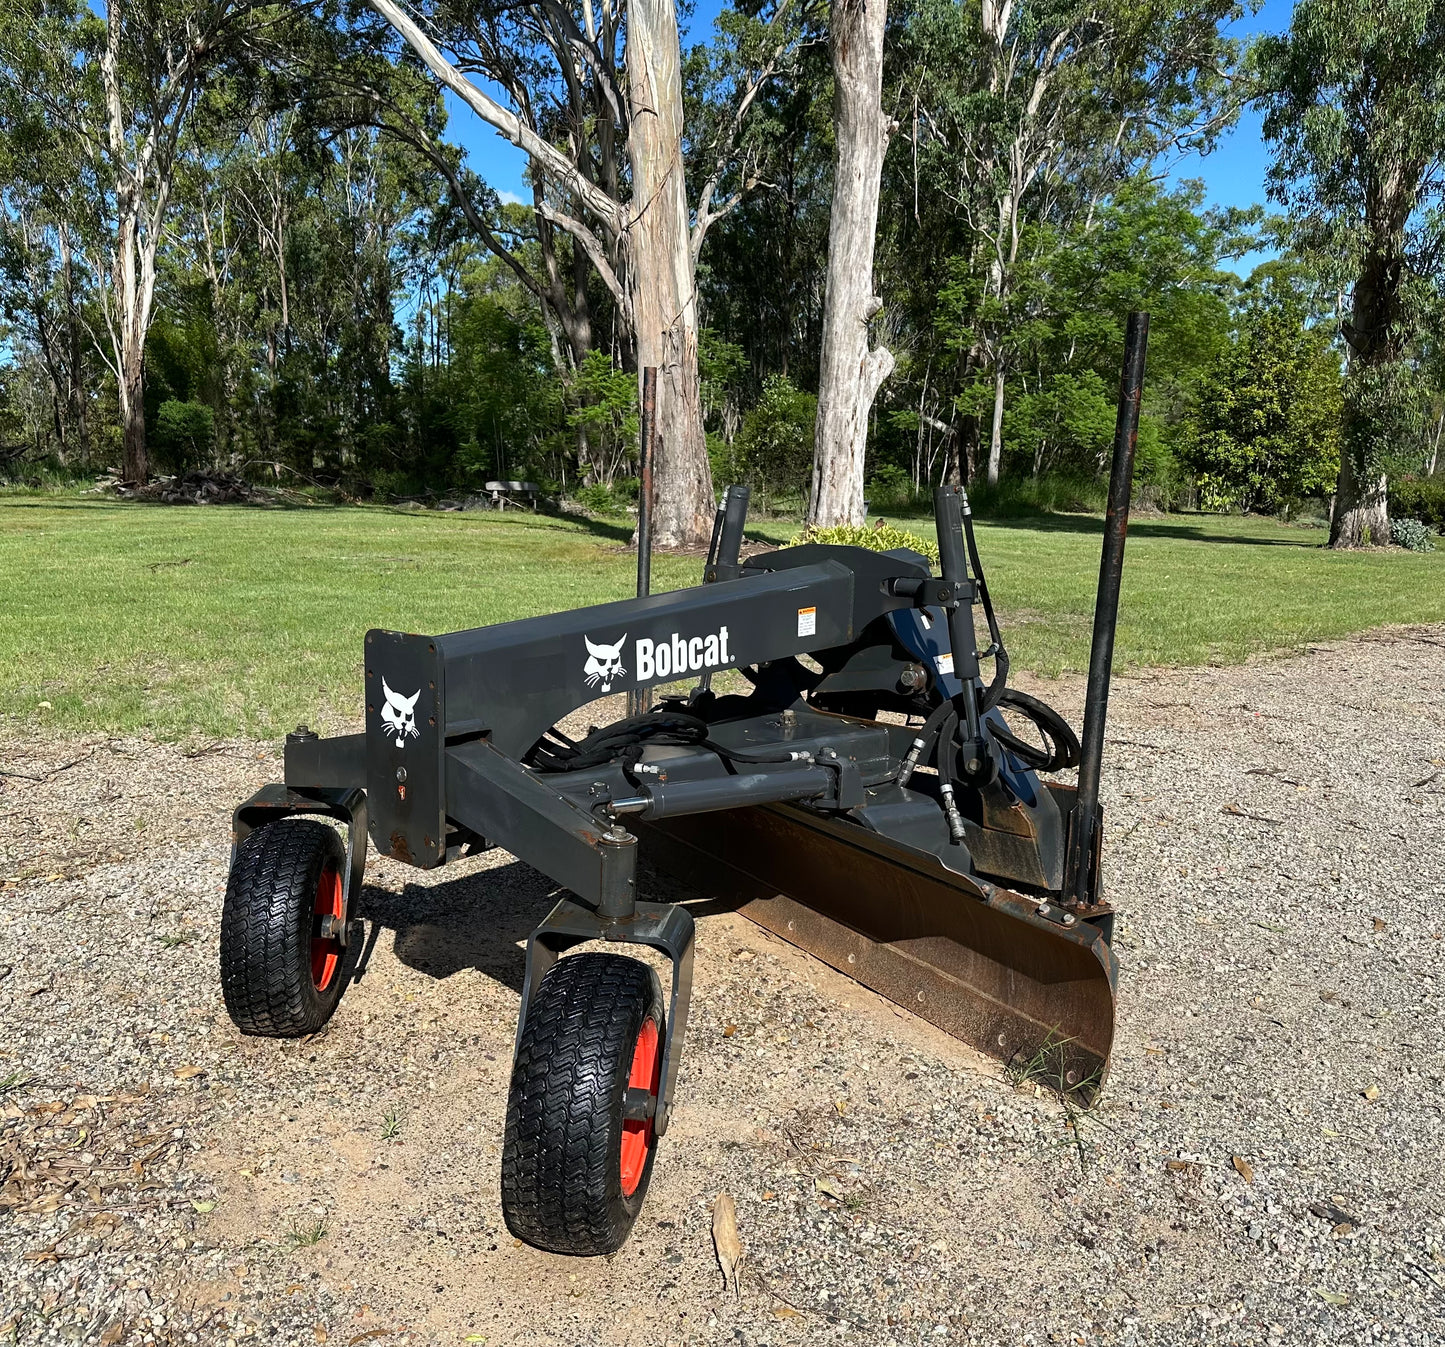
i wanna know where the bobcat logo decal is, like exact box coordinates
[380,677,421,748]
[583,634,627,693]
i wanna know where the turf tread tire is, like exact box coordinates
[501,952,663,1255]
[220,819,348,1037]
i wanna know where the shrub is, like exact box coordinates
[573,482,623,514]
[965,472,1107,518]
[735,375,816,504]
[865,464,922,512]
[1388,477,1445,531]
[802,520,940,568]
[1389,517,1436,552]
[152,399,214,473]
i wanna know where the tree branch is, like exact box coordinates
[363,0,622,234]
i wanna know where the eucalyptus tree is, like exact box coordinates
[1257,0,1445,547]
[806,0,893,527]
[0,0,266,483]
[893,0,1244,486]
[359,0,804,546]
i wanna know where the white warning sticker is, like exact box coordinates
[797,606,817,638]
[935,651,954,676]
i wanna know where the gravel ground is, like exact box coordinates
[2,627,1444,1347]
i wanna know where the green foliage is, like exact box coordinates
[734,375,816,503]
[964,474,1109,519]
[1388,476,1445,530]
[865,464,919,512]
[573,481,632,514]
[1389,517,1436,552]
[567,350,639,487]
[1256,0,1445,504]
[1179,291,1342,512]
[803,521,940,568]
[153,401,215,473]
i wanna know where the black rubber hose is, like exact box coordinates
[961,507,1010,713]
[989,688,1081,773]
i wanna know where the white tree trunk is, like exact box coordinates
[808,0,893,528]
[986,364,1006,486]
[627,0,714,548]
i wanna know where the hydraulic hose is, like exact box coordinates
[961,496,1010,714]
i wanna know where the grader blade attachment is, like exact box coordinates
[644,803,1117,1100]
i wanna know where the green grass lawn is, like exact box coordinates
[2,495,1441,739]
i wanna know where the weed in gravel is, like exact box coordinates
[285,1217,328,1249]
[380,1108,403,1141]
[0,1067,28,1093]
[1005,1032,1101,1104]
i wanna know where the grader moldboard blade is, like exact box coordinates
[216,316,1150,1257]
[641,801,1117,1099]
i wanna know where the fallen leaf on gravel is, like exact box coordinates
[1232,1156,1254,1184]
[1166,1159,1193,1172]
[313,1328,328,1343]
[834,1100,846,1116]
[286,1284,307,1295]
[771,1306,802,1320]
[1362,1085,1381,1101]
[173,1065,206,1079]
[722,1025,737,1037]
[712,1192,743,1294]
[99,1322,123,1345]
[191,1199,216,1213]
[761,1190,776,1200]
[1331,1222,1353,1236]
[347,1333,393,1345]
[1315,1288,1349,1306]
[23,1247,58,1262]
[464,1336,488,1343]
[1373,916,1387,932]
[815,1176,844,1200]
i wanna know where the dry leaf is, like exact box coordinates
[1332,1222,1353,1237]
[1232,1156,1254,1184]
[23,1248,58,1263]
[1315,1288,1349,1306]
[173,1065,206,1080]
[191,1200,216,1213]
[761,1190,776,1200]
[1165,1159,1192,1172]
[346,1332,393,1345]
[1373,916,1387,932]
[771,1306,802,1320]
[712,1192,743,1296]
[1362,1085,1381,1101]
[815,1176,844,1201]
[314,1328,328,1343]
[99,1321,124,1345]
[286,1284,308,1295]
[834,1100,846,1116]
[722,1025,738,1038]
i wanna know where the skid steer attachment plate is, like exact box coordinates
[643,804,1117,1100]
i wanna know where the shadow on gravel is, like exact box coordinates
[348,858,740,998]
[352,862,560,993]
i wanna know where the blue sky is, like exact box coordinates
[448,0,1294,266]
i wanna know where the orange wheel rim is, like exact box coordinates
[310,864,343,991]
[619,1018,660,1196]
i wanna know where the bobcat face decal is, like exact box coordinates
[380,677,421,748]
[583,634,627,693]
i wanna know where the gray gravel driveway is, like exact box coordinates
[2,628,1443,1346]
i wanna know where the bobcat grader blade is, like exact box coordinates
[214,316,1150,1258]
[642,801,1117,1099]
